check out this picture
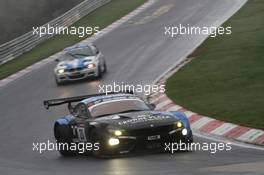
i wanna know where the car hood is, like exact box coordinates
[56,56,95,69]
[94,111,179,130]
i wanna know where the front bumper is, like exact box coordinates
[55,67,98,82]
[98,128,193,156]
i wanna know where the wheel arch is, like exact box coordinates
[53,116,74,141]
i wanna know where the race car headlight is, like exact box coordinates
[108,129,124,136]
[182,128,188,136]
[114,130,122,136]
[57,69,65,74]
[87,63,95,69]
[176,121,183,128]
[108,138,119,146]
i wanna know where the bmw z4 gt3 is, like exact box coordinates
[43,92,193,157]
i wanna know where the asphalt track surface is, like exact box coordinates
[0,0,263,175]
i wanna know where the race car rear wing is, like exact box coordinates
[43,91,134,109]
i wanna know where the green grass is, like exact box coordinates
[0,0,147,80]
[166,0,264,129]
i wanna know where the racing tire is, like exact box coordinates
[54,125,77,157]
[90,130,104,157]
[179,133,194,152]
[103,62,107,73]
[96,66,102,79]
[55,78,63,86]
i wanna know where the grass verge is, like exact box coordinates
[166,0,264,129]
[0,0,147,80]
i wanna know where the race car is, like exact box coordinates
[54,43,107,85]
[43,92,193,157]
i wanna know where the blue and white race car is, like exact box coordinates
[54,43,107,85]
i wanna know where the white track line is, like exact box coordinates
[182,111,196,118]
[210,123,238,136]
[191,117,214,130]
[237,129,264,142]
[150,93,165,103]
[165,105,183,112]
[155,99,172,110]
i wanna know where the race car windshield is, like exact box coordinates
[65,47,95,60]
[89,99,150,118]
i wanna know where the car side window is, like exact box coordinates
[74,103,91,118]
[93,45,99,55]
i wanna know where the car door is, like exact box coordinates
[70,103,91,142]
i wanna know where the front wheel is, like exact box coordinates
[95,66,102,79]
[55,77,63,86]
[102,62,107,73]
[54,125,77,157]
[90,130,104,157]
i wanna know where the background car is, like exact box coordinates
[54,43,107,85]
[44,92,193,157]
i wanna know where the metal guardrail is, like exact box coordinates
[0,0,111,65]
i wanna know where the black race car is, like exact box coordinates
[44,92,193,157]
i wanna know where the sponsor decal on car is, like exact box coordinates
[118,114,171,125]
[148,135,161,140]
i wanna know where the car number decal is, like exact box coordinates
[72,126,87,142]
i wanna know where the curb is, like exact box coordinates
[148,58,264,147]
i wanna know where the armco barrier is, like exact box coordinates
[0,0,111,65]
